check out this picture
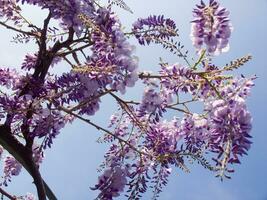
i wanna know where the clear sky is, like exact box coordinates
[0,0,267,200]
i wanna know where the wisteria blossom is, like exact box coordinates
[2,156,22,186]
[92,166,128,199]
[132,15,178,45]
[23,193,37,200]
[191,0,233,55]
[0,0,255,199]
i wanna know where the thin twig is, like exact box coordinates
[56,43,92,57]
[0,21,38,37]
[109,93,147,132]
[69,89,115,112]
[52,102,149,157]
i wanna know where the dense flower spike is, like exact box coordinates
[0,68,21,89]
[0,0,254,199]
[31,110,66,148]
[132,15,178,45]
[207,97,253,170]
[139,88,164,117]
[181,114,209,152]
[82,8,139,94]
[159,63,198,94]
[92,166,127,199]
[2,156,22,186]
[0,0,22,22]
[146,118,181,156]
[19,0,94,34]
[21,54,38,71]
[191,0,233,55]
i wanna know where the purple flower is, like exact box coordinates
[208,97,252,167]
[139,88,163,113]
[132,15,178,45]
[0,68,21,89]
[159,63,197,94]
[75,8,139,94]
[23,193,36,200]
[19,0,94,34]
[138,87,173,122]
[0,0,256,197]
[48,72,101,116]
[191,0,233,55]
[32,144,44,166]
[2,156,22,186]
[0,0,22,22]
[21,53,38,71]
[146,118,182,157]
[30,109,66,148]
[181,114,210,152]
[92,166,127,199]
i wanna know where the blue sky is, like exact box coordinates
[0,0,267,199]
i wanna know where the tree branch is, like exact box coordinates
[56,43,92,57]
[0,125,57,200]
[52,104,149,157]
[0,187,16,200]
[0,21,38,37]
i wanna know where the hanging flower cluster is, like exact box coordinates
[132,15,178,45]
[190,0,233,55]
[0,0,255,199]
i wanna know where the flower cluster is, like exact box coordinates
[146,118,181,157]
[138,87,173,123]
[2,156,22,186]
[0,0,22,22]
[0,0,255,199]
[0,144,43,188]
[84,8,139,94]
[94,53,254,199]
[21,54,38,71]
[0,68,21,90]
[50,73,102,116]
[21,53,61,71]
[132,15,178,45]
[139,88,163,115]
[159,63,198,94]
[181,114,209,152]
[23,193,37,200]
[30,109,66,148]
[19,0,94,33]
[208,96,253,167]
[191,0,233,55]
[92,166,128,199]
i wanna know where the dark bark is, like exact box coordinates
[0,125,47,200]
